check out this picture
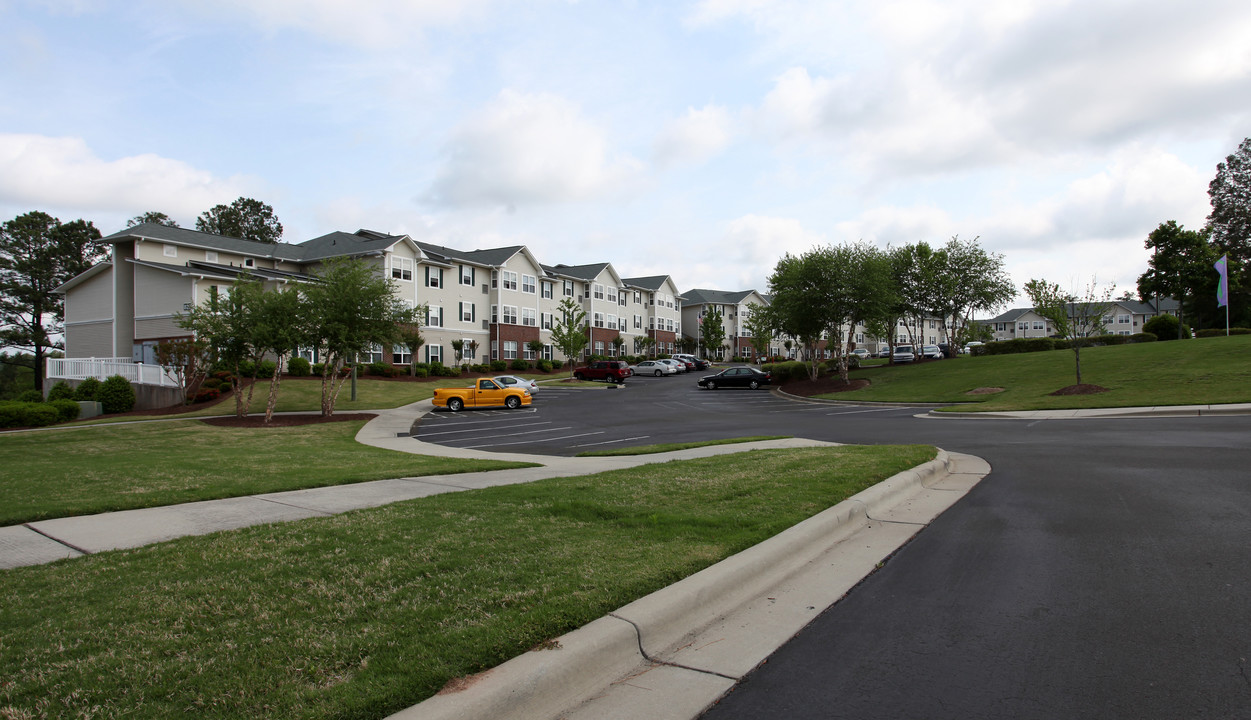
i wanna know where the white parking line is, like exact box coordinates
[419,421,554,437]
[825,407,910,415]
[571,435,650,448]
[443,426,574,444]
[423,413,541,427]
[461,431,604,448]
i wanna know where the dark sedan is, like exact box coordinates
[697,366,772,390]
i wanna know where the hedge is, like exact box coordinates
[287,357,311,376]
[1196,328,1251,337]
[0,401,62,428]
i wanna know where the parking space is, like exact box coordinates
[410,372,927,455]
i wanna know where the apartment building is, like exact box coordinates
[982,299,1179,342]
[56,223,691,367]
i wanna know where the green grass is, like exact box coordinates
[0,444,934,720]
[0,420,534,525]
[576,435,790,456]
[815,335,1251,411]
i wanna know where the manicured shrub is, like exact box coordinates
[237,360,256,378]
[47,381,75,401]
[1143,315,1189,341]
[255,360,277,379]
[509,359,529,372]
[981,338,1055,355]
[213,370,233,382]
[0,402,59,428]
[72,377,101,401]
[472,364,490,374]
[536,360,553,373]
[412,367,429,378]
[17,389,44,403]
[98,375,136,414]
[490,360,508,372]
[202,377,222,390]
[367,362,389,377]
[1196,327,1251,337]
[286,356,311,376]
[1130,332,1158,343]
[193,387,221,403]
[312,363,325,376]
[49,398,81,422]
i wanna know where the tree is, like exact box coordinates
[195,197,283,244]
[1206,137,1251,325]
[634,335,655,357]
[0,212,107,391]
[399,317,426,376]
[930,236,1015,350]
[742,305,774,363]
[550,298,588,376]
[251,286,305,424]
[154,337,214,405]
[1137,221,1219,333]
[301,258,416,416]
[678,335,697,355]
[700,307,726,361]
[1024,278,1114,387]
[528,340,546,364]
[451,339,465,368]
[609,336,624,359]
[176,276,263,418]
[127,212,179,228]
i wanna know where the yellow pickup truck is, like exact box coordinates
[432,378,533,412]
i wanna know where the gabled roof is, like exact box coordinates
[416,241,525,268]
[621,275,674,292]
[680,288,761,306]
[298,229,409,261]
[103,223,307,262]
[542,262,612,283]
[54,261,112,294]
[984,308,1039,324]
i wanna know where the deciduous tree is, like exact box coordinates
[195,197,283,244]
[1024,277,1114,387]
[127,212,179,228]
[699,307,726,361]
[550,298,588,376]
[1137,221,1218,333]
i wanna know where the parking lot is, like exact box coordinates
[410,371,927,456]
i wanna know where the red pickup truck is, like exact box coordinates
[573,360,633,384]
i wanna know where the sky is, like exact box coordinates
[2,0,1250,312]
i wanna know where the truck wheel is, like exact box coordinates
[505,395,521,409]
[447,397,464,412]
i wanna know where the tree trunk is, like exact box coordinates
[1073,347,1083,386]
[233,361,247,418]
[263,355,285,424]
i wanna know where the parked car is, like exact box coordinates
[658,358,687,373]
[850,348,870,359]
[892,345,916,363]
[673,353,710,370]
[876,347,893,358]
[921,345,944,360]
[433,378,532,412]
[631,360,677,376]
[492,375,540,394]
[573,360,633,383]
[962,341,984,354]
[697,366,772,390]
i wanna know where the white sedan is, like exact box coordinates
[631,360,677,376]
[658,358,688,373]
[492,375,540,394]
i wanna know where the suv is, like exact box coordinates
[892,345,916,363]
[573,360,633,383]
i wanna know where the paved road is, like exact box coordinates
[417,375,1251,718]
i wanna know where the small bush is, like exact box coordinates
[982,338,1055,355]
[1143,315,1190,341]
[286,356,311,377]
[312,363,325,376]
[193,387,221,403]
[255,360,277,379]
[47,381,75,401]
[17,389,44,403]
[213,370,234,382]
[98,375,136,414]
[490,360,508,372]
[49,399,81,422]
[0,402,59,428]
[412,367,429,378]
[1130,332,1158,343]
[472,364,490,374]
[203,377,223,390]
[536,360,553,373]
[509,359,529,372]
[237,360,256,378]
[72,377,101,401]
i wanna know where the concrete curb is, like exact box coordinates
[389,451,956,720]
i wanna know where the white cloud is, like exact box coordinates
[0,134,252,221]
[653,105,735,168]
[724,214,825,267]
[424,90,643,209]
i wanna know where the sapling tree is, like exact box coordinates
[1024,277,1114,387]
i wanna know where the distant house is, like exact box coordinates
[981,298,1180,342]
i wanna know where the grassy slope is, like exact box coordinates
[0,445,934,720]
[0,420,533,525]
[817,335,1251,410]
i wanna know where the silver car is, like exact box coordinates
[921,345,943,359]
[892,345,916,363]
[632,360,677,376]
[492,375,540,394]
[657,358,687,373]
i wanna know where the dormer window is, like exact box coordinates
[205,251,218,263]
[244,258,255,268]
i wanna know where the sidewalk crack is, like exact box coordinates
[23,524,91,556]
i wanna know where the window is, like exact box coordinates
[391,256,413,281]
[427,306,443,327]
[594,312,604,328]
[634,291,642,304]
[606,343,616,357]
[501,270,518,290]
[541,282,553,299]
[607,287,617,303]
[1118,314,1131,324]
[543,344,554,361]
[666,318,674,332]
[491,305,498,323]
[930,320,936,329]
[1033,321,1045,330]
[634,314,642,329]
[503,305,518,324]
[563,280,574,297]
[503,341,518,359]
[523,343,536,360]
[522,308,537,326]
[594,284,605,300]
[460,265,474,286]
[594,341,604,355]
[393,346,412,364]
[164,244,177,257]
[522,275,536,294]
[1018,322,1029,331]
[492,270,498,289]
[490,340,498,360]
[363,344,384,364]
[459,302,475,323]
[541,312,553,330]
[204,250,218,263]
[606,314,617,330]
[424,266,442,287]
[244,258,255,268]
[426,345,442,364]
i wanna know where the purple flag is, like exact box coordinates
[1215,254,1228,308]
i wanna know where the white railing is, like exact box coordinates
[46,357,181,388]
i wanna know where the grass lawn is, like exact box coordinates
[818,335,1251,411]
[0,420,534,525]
[576,435,790,456]
[0,444,934,720]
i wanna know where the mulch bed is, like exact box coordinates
[201,413,378,428]
[966,387,1005,395]
[1049,384,1109,396]
[778,376,871,397]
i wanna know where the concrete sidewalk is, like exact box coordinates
[0,400,833,570]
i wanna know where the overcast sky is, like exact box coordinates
[3,0,1249,311]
